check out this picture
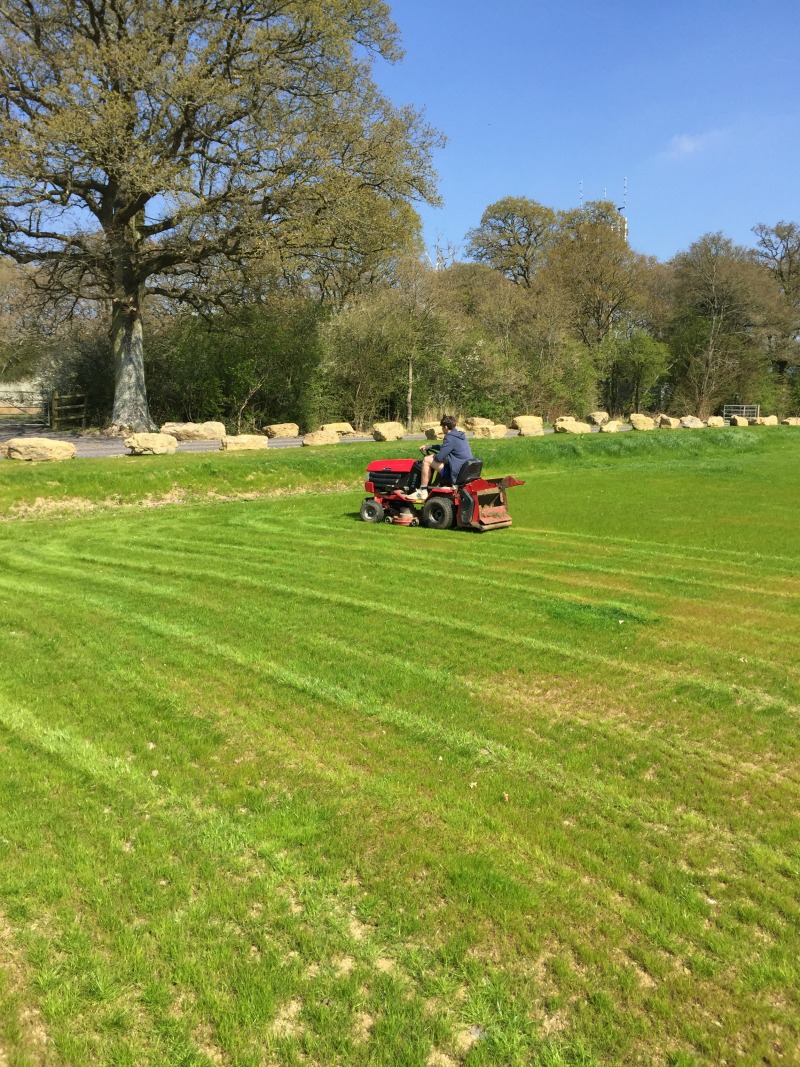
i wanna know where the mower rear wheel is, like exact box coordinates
[360,498,385,524]
[421,495,455,530]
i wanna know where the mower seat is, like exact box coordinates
[455,458,483,485]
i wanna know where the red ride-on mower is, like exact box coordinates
[360,450,524,532]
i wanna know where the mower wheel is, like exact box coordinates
[421,495,455,530]
[360,498,385,524]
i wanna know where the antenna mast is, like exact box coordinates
[622,176,628,243]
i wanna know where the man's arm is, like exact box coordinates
[432,435,455,462]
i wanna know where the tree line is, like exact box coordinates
[3,202,797,431]
[0,3,797,431]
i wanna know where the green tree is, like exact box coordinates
[322,294,411,430]
[598,332,670,414]
[0,0,440,431]
[465,196,557,287]
[752,221,800,403]
[285,184,423,309]
[323,257,447,429]
[145,298,326,432]
[667,233,784,417]
[429,263,529,419]
[753,221,800,308]
[541,201,645,351]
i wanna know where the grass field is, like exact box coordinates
[0,429,798,1066]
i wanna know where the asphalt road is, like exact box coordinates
[0,422,618,460]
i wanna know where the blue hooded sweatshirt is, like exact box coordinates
[434,428,474,482]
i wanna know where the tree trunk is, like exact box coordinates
[406,356,413,431]
[110,297,156,432]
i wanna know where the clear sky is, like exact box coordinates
[374,0,800,263]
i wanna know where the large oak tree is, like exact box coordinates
[0,0,440,430]
[465,196,556,288]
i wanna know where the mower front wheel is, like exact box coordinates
[421,495,455,530]
[360,498,385,524]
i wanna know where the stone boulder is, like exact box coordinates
[588,410,610,426]
[657,414,681,429]
[372,421,405,442]
[464,417,494,430]
[753,415,779,426]
[730,415,749,427]
[302,429,339,446]
[706,416,725,428]
[629,413,656,431]
[680,416,706,429]
[124,432,178,455]
[424,426,445,440]
[781,417,800,426]
[511,415,544,436]
[599,420,623,433]
[160,421,226,441]
[555,419,591,434]
[516,424,545,437]
[220,435,269,451]
[321,421,355,435]
[1,437,77,461]
[473,424,508,439]
[264,423,299,439]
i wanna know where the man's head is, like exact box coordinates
[440,415,457,432]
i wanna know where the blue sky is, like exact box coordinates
[374,0,800,263]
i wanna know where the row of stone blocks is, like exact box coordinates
[552,413,800,433]
[624,414,799,431]
[4,410,799,461]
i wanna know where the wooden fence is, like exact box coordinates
[50,392,87,430]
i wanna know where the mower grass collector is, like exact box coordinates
[361,455,524,532]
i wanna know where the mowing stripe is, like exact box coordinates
[1,556,797,722]
[9,502,797,605]
[91,533,800,653]
[0,696,414,957]
[6,565,797,796]
[0,610,769,844]
[18,529,800,645]
[515,526,800,567]
[79,520,800,603]
[14,540,798,690]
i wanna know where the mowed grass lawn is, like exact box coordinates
[0,429,798,1067]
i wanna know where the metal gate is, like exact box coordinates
[723,404,759,421]
[0,389,48,433]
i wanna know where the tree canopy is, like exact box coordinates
[0,0,441,429]
[465,196,556,287]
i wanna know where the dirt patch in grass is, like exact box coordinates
[9,494,98,517]
[0,912,53,1065]
[352,1011,373,1043]
[192,1021,226,1065]
[1,480,357,522]
[334,956,355,977]
[271,998,304,1038]
[348,916,370,942]
[491,672,634,728]
[426,1052,457,1067]
[614,948,657,989]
